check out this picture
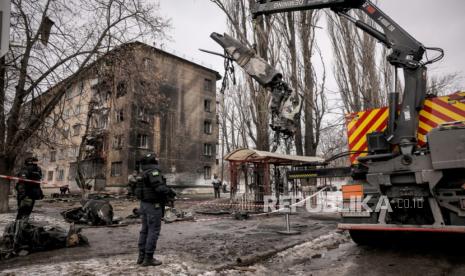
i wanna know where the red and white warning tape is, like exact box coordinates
[0,174,46,184]
[194,187,329,223]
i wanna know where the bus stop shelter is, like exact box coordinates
[224,148,325,200]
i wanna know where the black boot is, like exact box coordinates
[142,253,162,266]
[137,251,145,265]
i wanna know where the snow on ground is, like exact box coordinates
[0,231,350,276]
[1,253,208,276]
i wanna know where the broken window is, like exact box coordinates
[74,105,81,115]
[59,149,66,160]
[57,169,65,181]
[69,146,79,158]
[116,109,124,122]
[137,134,149,149]
[204,166,211,180]
[204,79,213,92]
[113,135,124,149]
[47,171,53,181]
[72,124,81,136]
[137,106,150,122]
[50,151,56,162]
[116,81,127,98]
[65,87,74,99]
[62,126,70,139]
[63,109,70,119]
[111,162,123,177]
[143,58,152,70]
[204,99,211,112]
[96,114,108,129]
[204,143,213,156]
[204,120,212,134]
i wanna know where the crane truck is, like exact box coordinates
[211,0,465,244]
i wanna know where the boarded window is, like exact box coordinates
[137,134,148,149]
[204,166,211,180]
[111,162,123,177]
[47,171,54,181]
[204,120,212,134]
[204,79,213,92]
[204,144,213,156]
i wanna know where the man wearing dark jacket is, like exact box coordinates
[135,153,175,266]
[16,157,43,220]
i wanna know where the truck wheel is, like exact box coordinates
[349,230,373,245]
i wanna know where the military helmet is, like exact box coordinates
[25,156,39,164]
[140,152,158,165]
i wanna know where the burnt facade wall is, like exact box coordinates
[33,42,219,191]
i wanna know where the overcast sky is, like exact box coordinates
[158,0,465,91]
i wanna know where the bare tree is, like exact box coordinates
[211,0,275,152]
[327,11,388,113]
[0,0,168,212]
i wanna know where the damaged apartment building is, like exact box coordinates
[31,42,221,192]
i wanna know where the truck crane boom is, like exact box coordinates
[252,0,443,157]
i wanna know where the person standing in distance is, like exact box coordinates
[212,175,222,199]
[135,153,175,266]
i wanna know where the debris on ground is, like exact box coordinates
[233,211,250,220]
[164,208,194,223]
[0,222,88,260]
[61,199,114,226]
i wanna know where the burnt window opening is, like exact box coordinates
[204,166,211,180]
[204,120,212,134]
[216,159,219,165]
[47,171,54,181]
[50,151,56,162]
[204,79,213,92]
[116,81,127,98]
[204,99,211,112]
[57,169,65,181]
[111,161,123,177]
[116,109,124,122]
[137,134,149,149]
[113,135,124,149]
[72,124,81,136]
[204,143,213,157]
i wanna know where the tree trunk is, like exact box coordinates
[0,155,15,213]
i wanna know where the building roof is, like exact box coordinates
[224,148,325,165]
[130,41,222,80]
